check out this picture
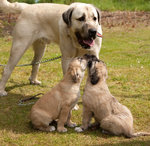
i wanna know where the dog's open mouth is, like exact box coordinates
[75,32,95,49]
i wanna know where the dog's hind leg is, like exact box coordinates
[29,40,46,85]
[31,110,56,132]
[57,106,71,132]
[33,120,56,132]
[0,37,33,96]
[100,115,133,137]
[101,116,150,138]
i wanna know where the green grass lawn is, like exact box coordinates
[0,25,150,145]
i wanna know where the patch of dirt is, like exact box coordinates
[0,11,150,36]
[101,11,150,29]
[0,12,19,36]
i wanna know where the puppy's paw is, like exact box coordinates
[57,127,67,133]
[75,127,83,132]
[29,78,41,85]
[49,126,56,132]
[0,90,7,96]
[73,104,79,110]
[67,122,77,128]
[102,130,110,135]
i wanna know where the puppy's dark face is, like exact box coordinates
[87,55,107,85]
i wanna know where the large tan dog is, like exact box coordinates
[30,56,87,132]
[75,55,150,138]
[0,0,102,96]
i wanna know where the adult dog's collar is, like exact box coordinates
[97,32,102,38]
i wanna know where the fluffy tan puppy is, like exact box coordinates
[75,55,150,138]
[30,56,87,132]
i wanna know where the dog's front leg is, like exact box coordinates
[81,105,93,130]
[75,106,92,132]
[66,110,77,128]
[0,36,32,96]
[57,106,70,132]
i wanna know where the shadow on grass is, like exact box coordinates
[0,88,150,145]
[0,90,40,134]
[6,82,33,92]
[0,91,111,137]
[75,127,150,145]
[0,90,85,135]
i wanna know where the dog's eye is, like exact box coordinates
[77,16,85,21]
[93,17,97,21]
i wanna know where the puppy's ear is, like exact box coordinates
[90,70,100,85]
[62,8,74,27]
[95,8,101,24]
[91,55,99,61]
[70,68,80,83]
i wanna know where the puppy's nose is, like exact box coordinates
[88,29,97,38]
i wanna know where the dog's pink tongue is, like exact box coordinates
[83,39,94,47]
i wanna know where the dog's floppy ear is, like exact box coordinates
[95,8,101,24]
[62,7,74,27]
[70,67,80,83]
[90,70,100,85]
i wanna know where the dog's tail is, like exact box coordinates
[0,0,29,13]
[128,132,150,138]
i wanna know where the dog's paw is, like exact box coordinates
[57,127,67,133]
[73,104,79,110]
[29,78,41,85]
[67,122,77,128]
[102,130,110,135]
[49,126,56,132]
[0,90,7,97]
[75,127,83,132]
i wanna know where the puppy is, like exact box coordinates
[30,56,87,132]
[75,55,150,138]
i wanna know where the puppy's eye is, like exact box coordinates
[93,17,97,21]
[77,16,85,21]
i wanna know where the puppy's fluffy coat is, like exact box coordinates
[75,55,150,138]
[30,56,87,132]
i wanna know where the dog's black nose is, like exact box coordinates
[88,29,97,38]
